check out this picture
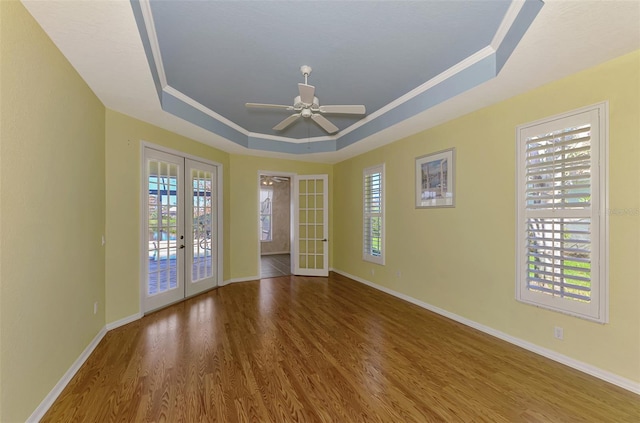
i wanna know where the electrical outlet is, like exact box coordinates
[101,235,106,246]
[370,268,375,276]
[396,270,402,279]
[554,326,564,340]
[94,302,98,315]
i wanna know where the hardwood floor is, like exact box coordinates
[42,273,639,422]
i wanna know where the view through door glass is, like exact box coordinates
[186,159,218,297]
[145,150,184,312]
[144,149,219,312]
[191,168,213,281]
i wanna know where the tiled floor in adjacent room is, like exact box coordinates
[260,253,291,278]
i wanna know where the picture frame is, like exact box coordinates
[415,148,455,208]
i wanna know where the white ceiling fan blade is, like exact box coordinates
[246,103,292,110]
[298,83,315,105]
[273,113,301,131]
[318,105,366,115]
[311,114,339,134]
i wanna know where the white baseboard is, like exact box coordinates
[106,312,143,331]
[332,268,640,395]
[26,326,107,423]
[27,312,141,421]
[260,251,290,256]
[220,275,259,286]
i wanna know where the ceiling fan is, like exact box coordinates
[245,65,366,134]
[260,175,289,186]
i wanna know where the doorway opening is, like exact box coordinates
[259,174,292,278]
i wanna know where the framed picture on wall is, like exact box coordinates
[415,148,455,208]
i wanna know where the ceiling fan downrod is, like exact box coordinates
[300,65,312,85]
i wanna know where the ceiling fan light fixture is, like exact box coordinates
[261,176,283,186]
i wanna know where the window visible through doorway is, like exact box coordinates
[260,188,273,241]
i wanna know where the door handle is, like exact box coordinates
[179,244,185,249]
[322,238,328,242]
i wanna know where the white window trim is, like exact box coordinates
[260,187,273,242]
[363,163,385,265]
[515,102,609,323]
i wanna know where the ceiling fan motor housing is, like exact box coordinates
[293,95,320,109]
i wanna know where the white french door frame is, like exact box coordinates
[293,174,329,277]
[140,142,223,314]
[256,170,296,278]
[184,158,219,297]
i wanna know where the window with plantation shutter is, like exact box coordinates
[363,164,385,265]
[516,103,608,322]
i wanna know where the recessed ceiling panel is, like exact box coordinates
[134,0,542,151]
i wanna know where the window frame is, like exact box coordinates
[260,187,273,242]
[363,163,385,265]
[515,102,609,323]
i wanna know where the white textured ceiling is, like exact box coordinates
[21,0,640,164]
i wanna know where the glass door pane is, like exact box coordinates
[185,159,218,297]
[144,149,184,312]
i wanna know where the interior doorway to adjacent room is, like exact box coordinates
[259,173,292,278]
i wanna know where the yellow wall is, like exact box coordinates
[105,110,231,323]
[1,4,4,418]
[229,155,333,279]
[334,50,640,382]
[0,2,106,421]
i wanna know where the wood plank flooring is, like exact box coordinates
[42,273,639,422]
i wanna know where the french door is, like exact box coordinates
[143,147,219,313]
[293,175,329,276]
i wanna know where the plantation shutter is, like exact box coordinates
[363,165,384,265]
[525,122,593,301]
[517,105,607,322]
